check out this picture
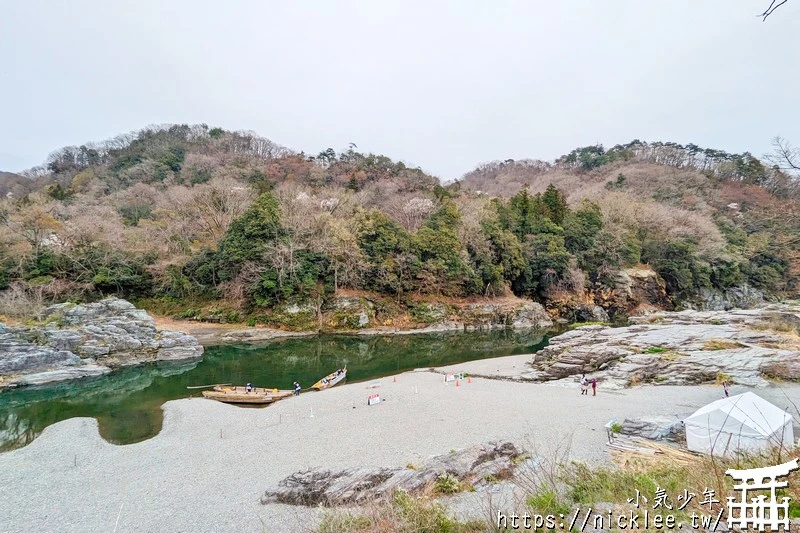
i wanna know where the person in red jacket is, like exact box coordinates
[591,378,597,396]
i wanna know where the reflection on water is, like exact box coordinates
[0,329,550,451]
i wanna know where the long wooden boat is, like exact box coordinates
[311,368,347,390]
[202,385,293,405]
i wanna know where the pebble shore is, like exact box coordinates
[2,358,799,532]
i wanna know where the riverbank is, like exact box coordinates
[152,312,557,347]
[3,360,799,532]
[147,292,558,345]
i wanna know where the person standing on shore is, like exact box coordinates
[580,374,588,395]
[293,381,301,396]
[722,380,729,398]
[592,378,597,396]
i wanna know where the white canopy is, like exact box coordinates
[684,392,795,456]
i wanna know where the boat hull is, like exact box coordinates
[201,390,275,404]
[312,370,347,390]
[202,385,294,404]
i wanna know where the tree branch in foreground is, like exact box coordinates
[761,0,789,21]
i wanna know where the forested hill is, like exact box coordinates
[1,125,798,326]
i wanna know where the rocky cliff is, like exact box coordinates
[0,298,203,388]
[526,303,800,388]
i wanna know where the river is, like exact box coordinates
[0,328,551,451]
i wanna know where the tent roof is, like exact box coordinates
[684,392,792,437]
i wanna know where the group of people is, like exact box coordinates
[241,381,302,395]
[241,369,344,396]
[320,369,345,387]
[579,374,597,396]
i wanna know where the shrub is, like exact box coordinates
[527,487,571,517]
[176,308,199,319]
[434,472,461,494]
[644,346,666,353]
[0,282,46,319]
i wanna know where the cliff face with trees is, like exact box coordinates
[1,125,798,328]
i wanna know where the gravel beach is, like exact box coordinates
[2,359,799,533]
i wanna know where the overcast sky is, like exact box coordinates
[1,0,798,180]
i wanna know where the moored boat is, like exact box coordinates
[311,368,347,390]
[202,385,293,404]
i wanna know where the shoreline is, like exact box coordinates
[3,353,800,532]
[152,315,556,346]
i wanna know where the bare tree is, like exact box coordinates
[767,136,800,174]
[761,0,790,21]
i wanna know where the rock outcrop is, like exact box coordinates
[0,298,203,388]
[328,296,375,329]
[595,267,672,316]
[261,441,523,506]
[526,303,800,389]
[689,286,766,311]
[355,299,553,334]
[618,417,685,442]
[459,301,553,330]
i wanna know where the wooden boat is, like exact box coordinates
[202,385,293,405]
[312,368,347,390]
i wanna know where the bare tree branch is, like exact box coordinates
[761,0,789,21]
[767,136,800,173]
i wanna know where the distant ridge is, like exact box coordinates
[0,171,34,197]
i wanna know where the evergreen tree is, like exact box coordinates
[541,184,568,225]
[217,192,285,275]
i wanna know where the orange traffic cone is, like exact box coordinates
[467,376,471,384]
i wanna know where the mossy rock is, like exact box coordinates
[408,303,449,324]
[261,310,318,331]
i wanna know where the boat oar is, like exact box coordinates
[186,383,231,390]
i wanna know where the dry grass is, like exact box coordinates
[761,362,800,382]
[658,350,688,361]
[605,440,800,517]
[702,339,745,351]
[317,490,485,533]
[513,434,800,528]
[751,317,800,350]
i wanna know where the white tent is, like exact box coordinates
[684,392,795,456]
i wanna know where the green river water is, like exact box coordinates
[0,329,551,452]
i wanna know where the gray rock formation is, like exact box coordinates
[689,286,766,311]
[261,441,522,506]
[355,300,552,334]
[329,296,375,329]
[0,298,203,388]
[526,303,800,388]
[460,301,552,330]
[618,417,685,442]
[218,328,315,343]
[573,304,610,323]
